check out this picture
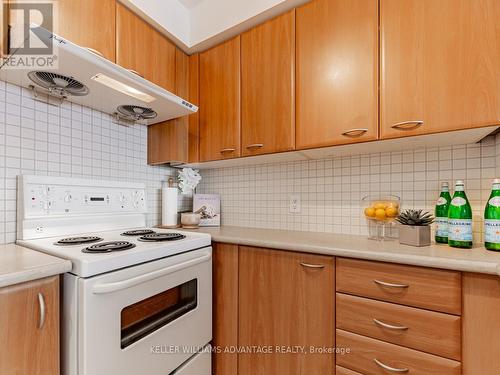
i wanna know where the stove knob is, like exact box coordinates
[64,193,71,203]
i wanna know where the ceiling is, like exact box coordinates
[177,0,205,9]
[119,0,310,53]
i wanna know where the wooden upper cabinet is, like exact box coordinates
[296,0,378,149]
[241,11,295,156]
[238,247,335,374]
[199,36,241,162]
[148,51,199,165]
[381,0,500,139]
[116,2,175,92]
[56,0,116,62]
[0,276,60,375]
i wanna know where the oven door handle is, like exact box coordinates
[92,252,211,294]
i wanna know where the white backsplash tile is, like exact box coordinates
[198,134,500,243]
[0,82,187,244]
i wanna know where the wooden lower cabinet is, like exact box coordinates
[336,329,461,375]
[238,246,335,375]
[213,243,239,375]
[212,246,500,375]
[0,276,60,375]
[462,273,500,375]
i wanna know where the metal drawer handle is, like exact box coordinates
[85,47,104,57]
[374,358,409,373]
[341,128,368,137]
[374,279,409,289]
[246,143,264,149]
[128,69,144,78]
[38,293,46,330]
[373,318,409,331]
[391,120,424,130]
[220,148,236,153]
[300,262,325,269]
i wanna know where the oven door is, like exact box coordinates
[172,346,211,374]
[78,247,212,375]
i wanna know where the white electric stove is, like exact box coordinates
[16,175,212,375]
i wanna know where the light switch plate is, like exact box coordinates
[289,194,301,213]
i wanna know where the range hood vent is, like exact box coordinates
[0,26,197,124]
[28,71,89,97]
[116,105,158,121]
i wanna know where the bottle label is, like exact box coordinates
[451,197,467,207]
[488,197,500,207]
[435,217,448,237]
[485,220,500,244]
[448,219,473,242]
[436,197,448,206]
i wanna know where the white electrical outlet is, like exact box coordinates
[289,194,301,213]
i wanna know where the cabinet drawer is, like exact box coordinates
[336,329,461,375]
[336,365,364,375]
[336,293,461,360]
[336,258,461,314]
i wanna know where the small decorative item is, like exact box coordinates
[362,195,401,240]
[193,194,220,227]
[177,168,202,195]
[181,212,202,229]
[396,209,435,247]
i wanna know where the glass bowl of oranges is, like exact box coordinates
[362,195,400,221]
[362,195,401,240]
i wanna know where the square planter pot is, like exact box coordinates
[398,225,431,247]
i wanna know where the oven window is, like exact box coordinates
[120,279,197,349]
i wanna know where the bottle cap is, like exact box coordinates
[441,182,449,187]
[456,180,464,186]
[493,178,500,184]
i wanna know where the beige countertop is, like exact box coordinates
[191,226,500,276]
[0,244,72,288]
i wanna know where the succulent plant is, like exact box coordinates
[396,209,435,226]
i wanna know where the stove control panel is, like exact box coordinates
[21,179,147,217]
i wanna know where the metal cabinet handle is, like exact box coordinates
[246,144,264,149]
[38,293,46,330]
[300,262,325,269]
[128,69,144,78]
[85,47,104,58]
[341,128,368,137]
[373,318,409,331]
[220,148,236,153]
[374,358,409,373]
[391,120,424,130]
[373,279,409,289]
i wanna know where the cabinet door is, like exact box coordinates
[212,243,239,375]
[296,0,378,149]
[462,273,500,374]
[0,276,60,375]
[241,11,295,156]
[238,247,335,374]
[116,2,175,92]
[381,0,500,139]
[57,0,116,62]
[199,36,241,162]
[148,51,199,165]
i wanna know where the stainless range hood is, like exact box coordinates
[0,26,197,124]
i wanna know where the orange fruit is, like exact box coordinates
[375,208,387,220]
[385,206,398,218]
[365,207,376,217]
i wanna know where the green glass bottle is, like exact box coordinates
[448,180,473,248]
[484,179,500,251]
[435,182,452,243]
